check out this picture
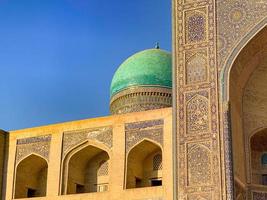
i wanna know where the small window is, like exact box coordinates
[27,188,36,198]
[76,184,85,194]
[262,154,267,165]
[262,175,267,185]
[151,179,162,186]
[135,177,142,188]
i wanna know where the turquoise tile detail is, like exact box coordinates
[110,49,172,97]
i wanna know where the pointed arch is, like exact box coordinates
[16,152,48,167]
[125,138,163,189]
[221,19,267,199]
[14,154,48,199]
[127,138,163,156]
[63,139,111,161]
[221,18,267,101]
[61,140,110,195]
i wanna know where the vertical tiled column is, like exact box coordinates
[162,113,174,200]
[4,133,17,200]
[110,118,125,200]
[222,103,234,200]
[46,130,63,197]
[173,0,225,199]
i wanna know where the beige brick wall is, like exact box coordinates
[0,130,6,199]
[3,108,173,200]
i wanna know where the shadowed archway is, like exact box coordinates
[224,25,267,199]
[61,142,110,195]
[126,139,163,189]
[14,154,48,199]
[250,129,267,185]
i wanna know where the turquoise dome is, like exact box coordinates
[110,48,172,97]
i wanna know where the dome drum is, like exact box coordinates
[110,87,172,115]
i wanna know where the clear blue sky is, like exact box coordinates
[0,0,171,131]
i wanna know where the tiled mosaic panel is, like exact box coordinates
[16,135,51,164]
[125,119,164,153]
[62,127,113,156]
[253,192,267,200]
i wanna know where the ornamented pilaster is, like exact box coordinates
[173,0,223,199]
[223,103,234,200]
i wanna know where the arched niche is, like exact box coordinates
[14,154,48,199]
[250,129,267,185]
[126,139,163,189]
[61,142,110,195]
[224,24,267,198]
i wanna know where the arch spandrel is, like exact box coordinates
[220,20,267,101]
[125,119,164,154]
[131,137,162,150]
[217,1,267,72]
[16,152,48,168]
[62,127,113,158]
[62,139,111,162]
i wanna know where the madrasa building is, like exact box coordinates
[1,1,267,200]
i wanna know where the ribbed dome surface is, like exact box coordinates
[110,49,172,97]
